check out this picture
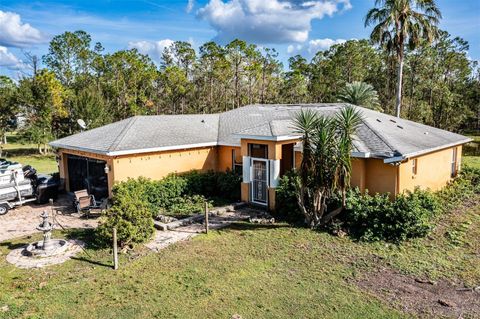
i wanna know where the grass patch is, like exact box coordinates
[1,198,479,319]
[1,133,57,174]
[463,134,479,169]
[463,155,480,169]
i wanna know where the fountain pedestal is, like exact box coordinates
[24,211,70,257]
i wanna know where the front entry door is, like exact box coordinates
[251,159,268,205]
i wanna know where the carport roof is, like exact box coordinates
[50,104,471,161]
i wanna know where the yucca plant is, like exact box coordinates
[337,81,382,111]
[292,106,363,228]
[365,0,441,117]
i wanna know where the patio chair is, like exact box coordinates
[73,189,97,216]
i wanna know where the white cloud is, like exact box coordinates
[0,11,46,48]
[287,38,346,57]
[128,39,175,61]
[186,0,195,13]
[0,46,27,70]
[197,0,351,44]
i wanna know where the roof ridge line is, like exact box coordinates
[235,121,271,134]
[216,113,222,143]
[108,116,139,152]
[360,116,398,155]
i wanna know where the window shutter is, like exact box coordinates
[242,156,251,183]
[269,159,280,187]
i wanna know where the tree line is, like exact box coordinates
[0,28,478,151]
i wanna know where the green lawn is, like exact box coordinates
[1,197,478,319]
[1,134,57,174]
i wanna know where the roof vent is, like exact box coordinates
[201,119,205,123]
[376,119,381,122]
[390,119,397,123]
[424,132,429,135]
[397,125,404,129]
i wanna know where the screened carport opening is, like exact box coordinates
[67,154,108,199]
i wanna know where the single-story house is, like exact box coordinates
[50,104,471,211]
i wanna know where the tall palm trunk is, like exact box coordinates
[395,52,404,117]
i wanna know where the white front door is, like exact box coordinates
[251,159,268,205]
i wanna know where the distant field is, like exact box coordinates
[464,134,480,169]
[1,134,57,174]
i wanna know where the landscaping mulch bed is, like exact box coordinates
[356,267,480,318]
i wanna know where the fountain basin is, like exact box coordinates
[24,239,70,257]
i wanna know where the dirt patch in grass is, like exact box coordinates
[356,267,480,318]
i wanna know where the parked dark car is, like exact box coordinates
[35,174,60,204]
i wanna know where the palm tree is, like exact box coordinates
[365,0,441,117]
[292,106,363,228]
[337,81,382,111]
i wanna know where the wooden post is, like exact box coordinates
[204,202,209,234]
[113,227,118,270]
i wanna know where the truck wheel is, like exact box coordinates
[0,204,8,215]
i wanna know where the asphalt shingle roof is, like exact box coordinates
[50,104,471,160]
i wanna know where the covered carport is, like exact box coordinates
[54,148,114,200]
[66,154,109,199]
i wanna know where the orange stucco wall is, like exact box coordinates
[294,145,464,197]
[364,158,398,196]
[293,152,398,195]
[398,146,462,193]
[58,141,464,206]
[112,147,218,183]
[350,158,366,192]
[217,146,241,171]
[58,145,238,197]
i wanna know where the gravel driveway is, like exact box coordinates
[0,195,98,242]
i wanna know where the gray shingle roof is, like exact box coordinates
[50,103,471,161]
[50,114,219,155]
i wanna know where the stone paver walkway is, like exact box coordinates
[145,209,251,252]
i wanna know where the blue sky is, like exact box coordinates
[0,0,479,78]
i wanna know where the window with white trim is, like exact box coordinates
[451,148,458,177]
[232,149,243,174]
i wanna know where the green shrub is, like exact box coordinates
[107,170,240,220]
[96,190,154,247]
[215,170,242,201]
[166,194,209,216]
[276,165,479,243]
[276,170,302,222]
[436,166,480,210]
[343,188,440,242]
[182,169,241,201]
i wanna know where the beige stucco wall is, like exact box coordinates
[398,145,462,193]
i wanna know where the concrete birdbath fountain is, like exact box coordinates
[24,211,70,257]
[6,211,84,269]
